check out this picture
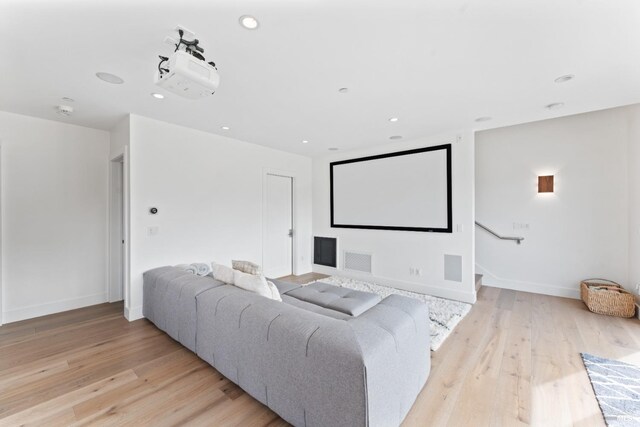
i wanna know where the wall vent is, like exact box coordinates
[344,251,372,274]
[444,254,462,282]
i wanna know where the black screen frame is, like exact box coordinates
[330,144,453,233]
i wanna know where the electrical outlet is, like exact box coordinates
[409,267,422,276]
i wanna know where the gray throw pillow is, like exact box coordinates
[232,260,262,276]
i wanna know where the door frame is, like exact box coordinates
[108,155,124,302]
[0,142,3,326]
[108,147,130,317]
[122,146,131,317]
[262,168,296,277]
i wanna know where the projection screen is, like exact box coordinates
[330,144,452,232]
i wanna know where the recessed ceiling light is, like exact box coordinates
[62,97,75,102]
[239,15,259,30]
[328,147,339,151]
[151,93,164,99]
[545,102,565,110]
[302,140,309,144]
[554,74,574,84]
[338,88,349,94]
[389,135,403,140]
[96,72,124,84]
[221,126,230,130]
[475,116,492,122]
[389,117,399,122]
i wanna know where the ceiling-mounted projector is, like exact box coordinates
[155,27,220,99]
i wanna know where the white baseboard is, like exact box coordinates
[312,265,477,304]
[475,263,581,300]
[125,305,143,321]
[2,292,108,324]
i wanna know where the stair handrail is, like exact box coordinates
[475,221,524,245]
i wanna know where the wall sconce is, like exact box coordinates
[538,175,554,193]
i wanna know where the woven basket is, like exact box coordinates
[580,279,636,318]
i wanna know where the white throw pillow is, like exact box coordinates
[233,270,282,301]
[211,262,235,284]
[266,280,283,302]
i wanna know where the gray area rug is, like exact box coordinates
[581,353,640,426]
[310,276,471,351]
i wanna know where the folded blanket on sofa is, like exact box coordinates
[191,262,212,276]
[175,264,198,275]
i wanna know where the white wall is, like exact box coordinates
[127,115,313,320]
[628,105,640,303]
[0,111,110,323]
[312,131,476,304]
[476,107,630,299]
[110,115,129,160]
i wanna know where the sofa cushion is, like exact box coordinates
[142,266,226,352]
[285,281,381,316]
[280,295,351,320]
[267,278,302,294]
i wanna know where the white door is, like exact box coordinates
[264,174,293,278]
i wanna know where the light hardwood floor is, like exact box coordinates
[0,286,638,426]
[276,272,328,285]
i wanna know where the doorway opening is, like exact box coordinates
[109,156,124,302]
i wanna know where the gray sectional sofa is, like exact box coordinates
[143,266,430,427]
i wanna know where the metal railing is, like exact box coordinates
[475,221,524,245]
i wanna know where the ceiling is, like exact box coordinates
[1,0,639,156]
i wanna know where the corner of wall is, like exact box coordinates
[626,104,640,295]
[476,107,632,298]
[109,115,131,160]
[125,305,143,322]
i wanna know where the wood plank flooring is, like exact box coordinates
[0,286,638,426]
[276,272,328,285]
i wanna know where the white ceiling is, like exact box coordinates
[1,0,639,156]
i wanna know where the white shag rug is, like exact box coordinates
[310,276,471,351]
